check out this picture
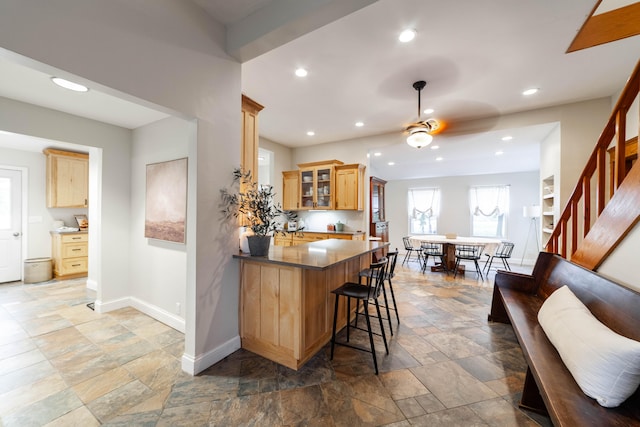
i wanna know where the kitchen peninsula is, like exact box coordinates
[234,239,388,370]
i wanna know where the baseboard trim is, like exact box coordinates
[86,279,97,291]
[181,335,241,375]
[94,296,185,333]
[129,297,185,333]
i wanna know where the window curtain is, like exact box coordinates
[409,188,440,234]
[469,185,509,236]
[470,186,509,216]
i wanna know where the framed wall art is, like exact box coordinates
[145,157,188,243]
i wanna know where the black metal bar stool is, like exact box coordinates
[330,258,389,374]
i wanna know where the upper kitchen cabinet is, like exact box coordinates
[282,170,299,210]
[241,95,264,183]
[298,160,343,210]
[335,164,365,210]
[44,148,89,208]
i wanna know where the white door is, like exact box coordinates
[0,168,22,283]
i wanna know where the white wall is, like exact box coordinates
[0,146,88,258]
[386,171,540,263]
[598,221,640,292]
[0,0,241,374]
[0,97,131,292]
[130,117,194,332]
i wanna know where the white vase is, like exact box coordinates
[239,227,252,253]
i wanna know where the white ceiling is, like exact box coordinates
[0,0,638,180]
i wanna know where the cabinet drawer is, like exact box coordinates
[60,258,88,275]
[61,233,88,243]
[62,243,88,258]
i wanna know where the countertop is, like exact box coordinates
[233,238,388,270]
[50,229,88,234]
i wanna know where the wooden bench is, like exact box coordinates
[488,251,640,426]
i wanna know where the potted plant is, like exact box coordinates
[220,168,295,256]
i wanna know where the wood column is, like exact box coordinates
[241,94,264,181]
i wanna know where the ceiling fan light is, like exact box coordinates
[406,130,433,148]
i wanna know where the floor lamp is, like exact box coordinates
[521,205,541,265]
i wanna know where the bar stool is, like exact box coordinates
[330,258,389,374]
[357,250,400,335]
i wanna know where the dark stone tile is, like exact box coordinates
[209,391,282,426]
[277,350,335,390]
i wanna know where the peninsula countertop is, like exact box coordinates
[233,238,388,270]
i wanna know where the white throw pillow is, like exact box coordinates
[538,285,640,407]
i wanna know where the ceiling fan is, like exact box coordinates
[405,80,440,149]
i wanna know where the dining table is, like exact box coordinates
[410,234,502,272]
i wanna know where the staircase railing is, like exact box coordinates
[544,59,639,266]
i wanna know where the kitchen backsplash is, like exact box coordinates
[294,210,364,232]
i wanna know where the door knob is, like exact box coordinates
[13,232,20,237]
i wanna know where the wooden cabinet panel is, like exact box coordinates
[242,262,262,338]
[44,148,88,208]
[50,231,88,279]
[283,160,365,211]
[282,170,299,210]
[241,95,264,183]
[335,164,365,210]
[240,261,302,369]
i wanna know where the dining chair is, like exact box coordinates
[483,241,515,273]
[453,244,485,280]
[330,257,389,374]
[420,242,447,273]
[402,236,421,265]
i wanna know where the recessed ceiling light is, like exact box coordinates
[398,29,416,43]
[496,150,504,155]
[388,161,395,166]
[501,136,513,141]
[295,68,308,77]
[430,145,439,150]
[51,77,89,92]
[522,88,539,96]
[436,157,443,161]
[423,108,434,115]
[355,121,364,127]
[374,152,382,156]
[306,131,315,136]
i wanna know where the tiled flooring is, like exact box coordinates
[0,259,552,426]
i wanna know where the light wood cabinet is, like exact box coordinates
[282,170,299,210]
[51,232,88,279]
[282,160,366,211]
[274,232,365,246]
[44,148,89,208]
[335,164,365,210]
[241,95,264,182]
[239,250,373,370]
[298,160,343,210]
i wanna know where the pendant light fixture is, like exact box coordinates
[406,80,436,149]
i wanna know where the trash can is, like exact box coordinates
[24,258,53,283]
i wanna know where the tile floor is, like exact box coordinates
[0,258,552,426]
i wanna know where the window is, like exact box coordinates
[408,187,440,234]
[469,185,509,238]
[258,148,273,187]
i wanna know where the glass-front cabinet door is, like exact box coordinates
[315,166,332,209]
[300,169,315,209]
[370,177,386,222]
[298,161,342,210]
